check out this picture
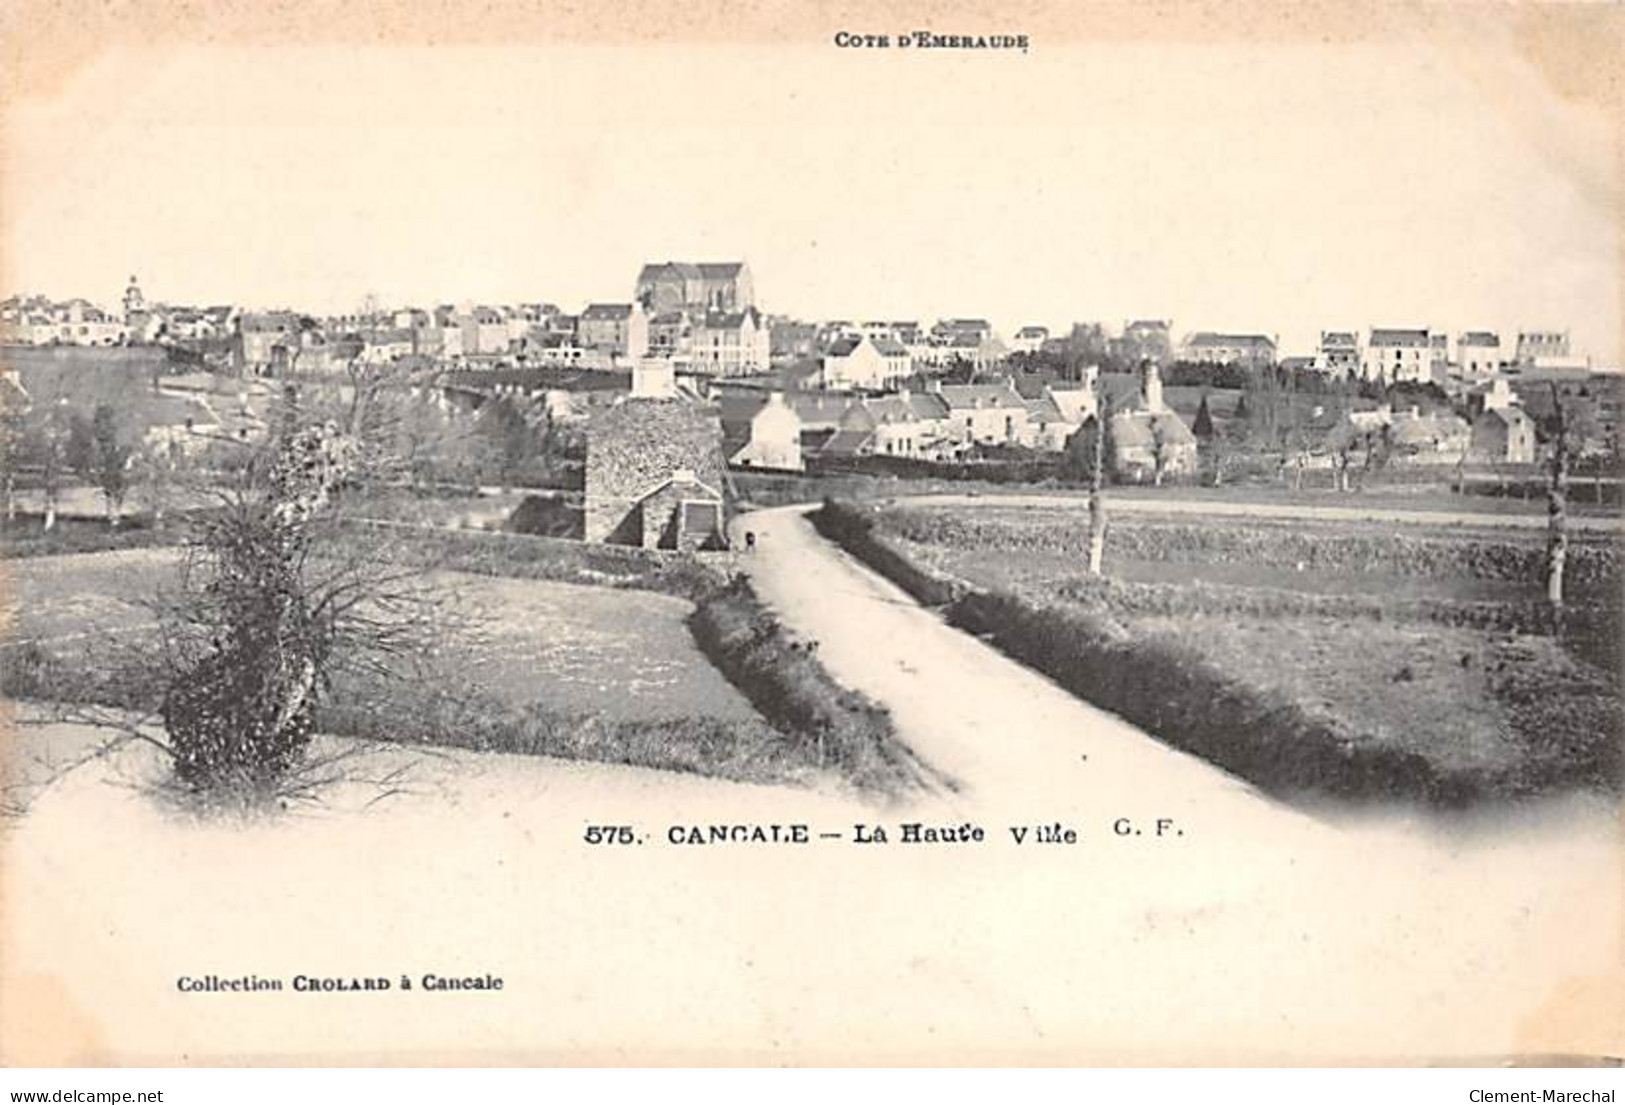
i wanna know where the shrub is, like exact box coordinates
[816,498,1623,805]
[363,522,727,601]
[946,590,1468,806]
[810,500,964,606]
[319,683,809,788]
[687,574,939,797]
[878,507,1622,599]
[0,513,176,559]
[507,494,584,539]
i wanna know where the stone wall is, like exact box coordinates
[585,398,726,544]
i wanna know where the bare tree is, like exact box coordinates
[0,379,28,523]
[30,398,70,532]
[1150,416,1169,489]
[1087,390,1112,576]
[1538,383,1603,615]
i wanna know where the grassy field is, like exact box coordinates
[820,499,1622,805]
[3,536,919,804]
[881,503,1620,602]
[443,572,758,721]
[3,547,175,641]
[734,467,1621,518]
[3,551,754,725]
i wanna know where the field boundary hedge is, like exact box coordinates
[809,499,966,607]
[878,507,1622,595]
[347,519,728,601]
[687,576,948,798]
[812,499,1619,806]
[4,517,938,801]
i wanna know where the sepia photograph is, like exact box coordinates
[0,0,1621,1072]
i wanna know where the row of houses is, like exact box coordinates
[1304,328,1588,385]
[721,373,1097,469]
[577,359,1202,552]
[719,360,1204,482]
[0,279,240,347]
[9,272,1598,404]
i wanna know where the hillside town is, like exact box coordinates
[2,263,1620,551]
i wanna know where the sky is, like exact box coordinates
[2,34,1619,361]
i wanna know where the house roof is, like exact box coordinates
[239,311,299,332]
[938,383,1022,409]
[1047,387,1095,424]
[716,388,859,433]
[1185,332,1276,349]
[699,310,757,331]
[780,360,826,387]
[638,262,701,283]
[638,261,746,283]
[1390,410,1469,446]
[1024,395,1063,421]
[1320,331,1358,347]
[825,333,903,357]
[821,427,876,456]
[1485,407,1534,430]
[1015,326,1049,338]
[582,303,635,321]
[1370,328,1430,346]
[787,392,854,427]
[1009,369,1060,399]
[862,393,949,423]
[1459,331,1501,347]
[1110,409,1196,448]
[636,471,724,505]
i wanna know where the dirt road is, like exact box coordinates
[730,505,1311,837]
[4,511,1618,1063]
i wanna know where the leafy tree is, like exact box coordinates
[150,387,458,808]
[25,399,72,531]
[91,404,130,526]
[1191,392,1214,441]
[0,383,27,523]
[65,411,95,480]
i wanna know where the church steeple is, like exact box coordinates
[1140,357,1164,413]
[123,274,145,320]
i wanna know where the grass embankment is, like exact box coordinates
[813,499,1622,806]
[1,513,180,559]
[3,523,925,801]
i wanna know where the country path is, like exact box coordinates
[729,504,1320,843]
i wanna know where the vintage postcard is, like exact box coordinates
[1,0,1621,1067]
